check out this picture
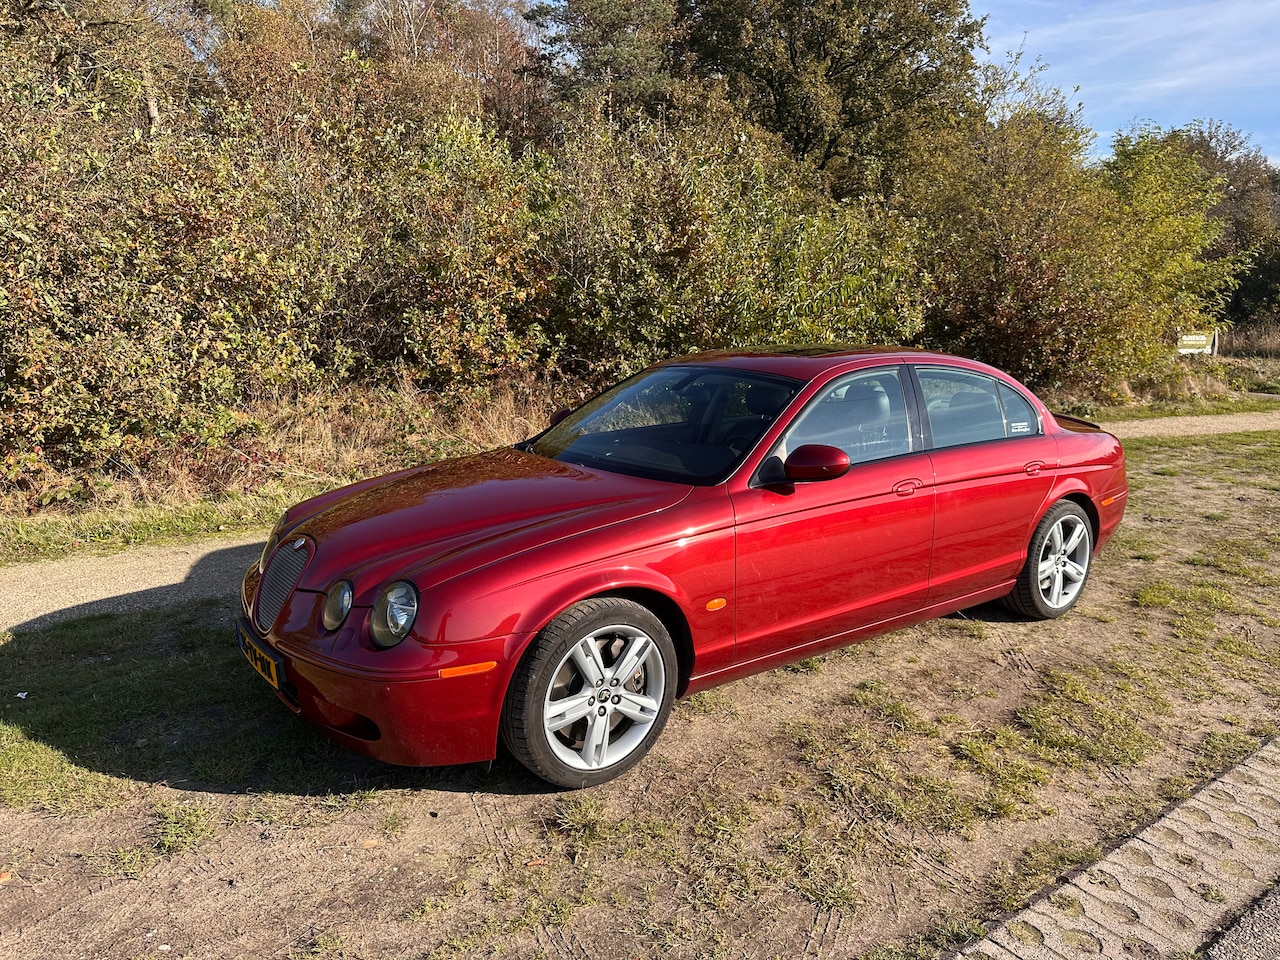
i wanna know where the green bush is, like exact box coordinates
[1,4,554,482]
[1,3,1266,500]
[538,105,926,380]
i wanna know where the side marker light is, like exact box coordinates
[439,661,498,679]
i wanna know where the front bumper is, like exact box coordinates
[236,615,519,767]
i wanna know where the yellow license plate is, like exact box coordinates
[239,623,283,690]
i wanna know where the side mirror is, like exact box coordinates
[784,444,851,482]
[549,408,571,427]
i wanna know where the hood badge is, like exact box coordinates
[291,538,307,551]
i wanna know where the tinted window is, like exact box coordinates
[778,369,912,465]
[919,368,1041,448]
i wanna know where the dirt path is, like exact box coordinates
[0,535,263,633]
[1097,408,1280,439]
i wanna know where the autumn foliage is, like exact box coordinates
[1,0,1274,490]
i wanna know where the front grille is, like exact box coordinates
[254,539,311,633]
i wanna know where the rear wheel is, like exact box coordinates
[1004,500,1093,619]
[501,598,677,788]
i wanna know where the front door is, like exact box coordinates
[729,367,935,668]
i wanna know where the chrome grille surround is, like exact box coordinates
[254,536,312,634]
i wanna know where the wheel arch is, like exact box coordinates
[1039,477,1101,552]
[1059,491,1100,549]
[603,587,696,698]
[497,583,698,723]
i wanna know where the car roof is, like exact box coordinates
[661,346,988,381]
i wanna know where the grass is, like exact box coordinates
[82,844,158,880]
[79,800,217,878]
[860,915,989,960]
[5,429,1280,959]
[785,661,1165,846]
[1124,428,1280,464]
[1220,323,1280,360]
[0,601,441,815]
[1086,393,1280,422]
[0,492,297,566]
[155,799,218,855]
[1221,354,1280,394]
[987,839,1104,912]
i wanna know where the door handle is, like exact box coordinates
[893,479,922,497]
[1025,461,1045,476]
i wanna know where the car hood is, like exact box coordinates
[286,448,693,598]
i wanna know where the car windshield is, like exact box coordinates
[528,366,803,484]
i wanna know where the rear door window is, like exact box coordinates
[917,368,1041,449]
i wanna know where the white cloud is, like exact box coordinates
[976,0,1280,157]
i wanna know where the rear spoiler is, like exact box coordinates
[1053,413,1102,431]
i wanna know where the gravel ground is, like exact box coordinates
[0,535,263,634]
[1098,408,1280,439]
[1209,885,1280,960]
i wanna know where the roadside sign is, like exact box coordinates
[1176,331,1217,355]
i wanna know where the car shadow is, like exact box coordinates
[2,545,1035,803]
[1,543,554,801]
[947,599,1029,624]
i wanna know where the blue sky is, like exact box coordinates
[976,1,1280,163]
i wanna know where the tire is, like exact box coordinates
[500,597,677,788]
[1003,500,1093,619]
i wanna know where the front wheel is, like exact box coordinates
[500,598,677,788]
[1004,500,1093,619]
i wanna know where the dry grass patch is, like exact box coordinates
[1,379,560,565]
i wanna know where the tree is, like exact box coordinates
[1163,121,1278,259]
[903,67,1238,392]
[337,0,549,139]
[676,0,984,197]
[526,0,679,115]
[536,104,925,380]
[1101,128,1242,369]
[1161,121,1280,328]
[1231,233,1280,327]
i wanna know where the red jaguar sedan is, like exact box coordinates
[238,348,1127,787]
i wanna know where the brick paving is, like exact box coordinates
[956,740,1280,960]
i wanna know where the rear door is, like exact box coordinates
[914,366,1058,605]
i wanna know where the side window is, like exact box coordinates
[779,369,912,465]
[998,382,1040,437]
[919,368,1040,448]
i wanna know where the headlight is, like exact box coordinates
[322,580,354,631]
[258,515,285,575]
[371,581,419,649]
